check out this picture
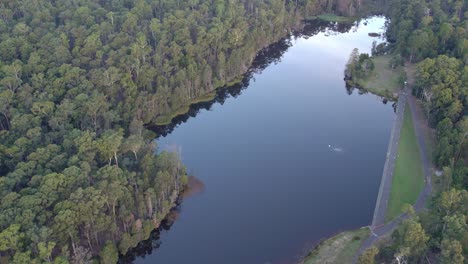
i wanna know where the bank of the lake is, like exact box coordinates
[151,16,364,127]
[301,228,370,264]
[307,14,357,23]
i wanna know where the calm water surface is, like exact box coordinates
[132,16,394,264]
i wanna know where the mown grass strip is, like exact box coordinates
[386,105,424,221]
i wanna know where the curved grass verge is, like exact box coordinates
[154,91,217,126]
[153,76,245,126]
[308,14,356,23]
[301,228,370,264]
[386,105,424,221]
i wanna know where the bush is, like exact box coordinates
[100,241,119,264]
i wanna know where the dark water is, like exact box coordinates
[129,16,393,264]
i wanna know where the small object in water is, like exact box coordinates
[328,144,331,148]
[333,147,343,152]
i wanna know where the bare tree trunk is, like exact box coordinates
[147,195,153,217]
[112,199,117,225]
[86,232,93,252]
[94,231,100,249]
[69,232,77,254]
[1,112,10,130]
[114,151,119,167]
[93,115,98,131]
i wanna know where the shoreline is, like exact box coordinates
[300,228,370,264]
[372,88,408,227]
[149,17,364,129]
[151,44,294,127]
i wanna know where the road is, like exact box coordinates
[408,95,432,212]
[353,71,433,262]
[370,88,408,229]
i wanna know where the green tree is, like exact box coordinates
[0,224,22,255]
[1,61,22,92]
[358,246,379,264]
[97,129,124,166]
[38,241,56,263]
[122,135,144,160]
[99,241,119,264]
[397,220,429,259]
[440,238,464,264]
[0,90,13,130]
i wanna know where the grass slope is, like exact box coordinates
[386,105,424,221]
[354,55,404,99]
[309,14,355,23]
[302,228,370,264]
[154,75,245,126]
[154,91,217,125]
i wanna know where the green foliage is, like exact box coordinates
[100,241,119,264]
[389,219,429,262]
[440,238,464,264]
[118,233,134,256]
[358,246,378,264]
[345,49,375,81]
[414,55,465,167]
[38,241,56,263]
[0,224,22,252]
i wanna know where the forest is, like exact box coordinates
[0,0,365,263]
[358,0,467,263]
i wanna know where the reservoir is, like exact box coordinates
[128,16,394,264]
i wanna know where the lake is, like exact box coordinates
[127,16,394,264]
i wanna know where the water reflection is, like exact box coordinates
[182,176,206,199]
[119,205,181,264]
[148,19,357,138]
[345,84,397,112]
[119,176,204,264]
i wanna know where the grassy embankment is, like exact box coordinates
[309,14,356,23]
[154,91,217,126]
[154,76,246,126]
[154,70,247,126]
[353,55,405,99]
[386,105,425,221]
[301,228,370,264]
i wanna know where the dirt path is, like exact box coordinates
[353,65,433,262]
[404,63,432,212]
